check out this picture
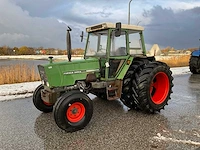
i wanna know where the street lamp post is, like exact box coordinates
[128,0,133,25]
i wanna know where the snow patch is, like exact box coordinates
[170,66,190,75]
[154,133,200,146]
[178,129,185,134]
[0,93,33,101]
[0,81,41,102]
[196,116,200,119]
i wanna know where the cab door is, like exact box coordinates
[105,30,129,100]
[108,30,128,79]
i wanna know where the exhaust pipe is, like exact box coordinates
[66,26,72,62]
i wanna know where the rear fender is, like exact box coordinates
[117,57,133,80]
[191,50,200,57]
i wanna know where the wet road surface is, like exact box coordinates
[0,74,200,150]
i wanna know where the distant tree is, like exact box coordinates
[27,47,35,55]
[187,47,198,52]
[0,47,4,55]
[0,46,81,55]
[0,45,12,55]
[38,46,43,50]
[57,50,65,55]
[18,46,28,55]
[7,46,13,55]
[161,46,172,55]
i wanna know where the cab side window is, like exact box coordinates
[110,31,127,56]
[129,33,143,55]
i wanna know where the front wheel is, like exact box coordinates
[132,61,174,113]
[33,84,53,113]
[189,56,200,74]
[53,90,93,132]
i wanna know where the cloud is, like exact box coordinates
[0,33,29,45]
[161,0,200,11]
[0,0,70,49]
[12,0,67,17]
[85,8,112,18]
[143,6,200,49]
[1,0,200,49]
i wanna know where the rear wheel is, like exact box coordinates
[189,56,200,74]
[121,58,149,109]
[132,61,173,113]
[33,84,53,113]
[53,90,93,132]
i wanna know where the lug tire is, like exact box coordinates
[132,61,173,113]
[33,84,53,113]
[53,90,93,132]
[189,56,200,74]
[121,58,149,109]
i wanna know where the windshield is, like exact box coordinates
[85,30,108,57]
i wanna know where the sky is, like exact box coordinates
[0,0,200,50]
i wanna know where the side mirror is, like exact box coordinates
[80,31,84,42]
[115,22,121,37]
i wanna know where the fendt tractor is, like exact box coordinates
[189,40,200,74]
[33,22,173,132]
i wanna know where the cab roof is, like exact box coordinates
[86,22,144,33]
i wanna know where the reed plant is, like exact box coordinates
[157,55,190,67]
[0,63,40,85]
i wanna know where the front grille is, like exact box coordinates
[38,65,48,84]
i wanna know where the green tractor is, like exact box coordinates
[33,22,173,132]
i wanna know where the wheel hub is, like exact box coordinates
[150,72,170,104]
[66,102,86,123]
[72,108,78,114]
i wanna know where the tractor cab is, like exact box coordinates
[84,22,146,80]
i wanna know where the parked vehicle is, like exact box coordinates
[189,47,200,74]
[33,22,173,132]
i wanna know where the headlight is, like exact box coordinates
[38,65,48,86]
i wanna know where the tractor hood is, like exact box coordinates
[38,58,100,88]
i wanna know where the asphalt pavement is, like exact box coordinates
[0,74,200,150]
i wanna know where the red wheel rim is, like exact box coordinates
[43,101,52,106]
[150,72,170,104]
[66,102,85,123]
